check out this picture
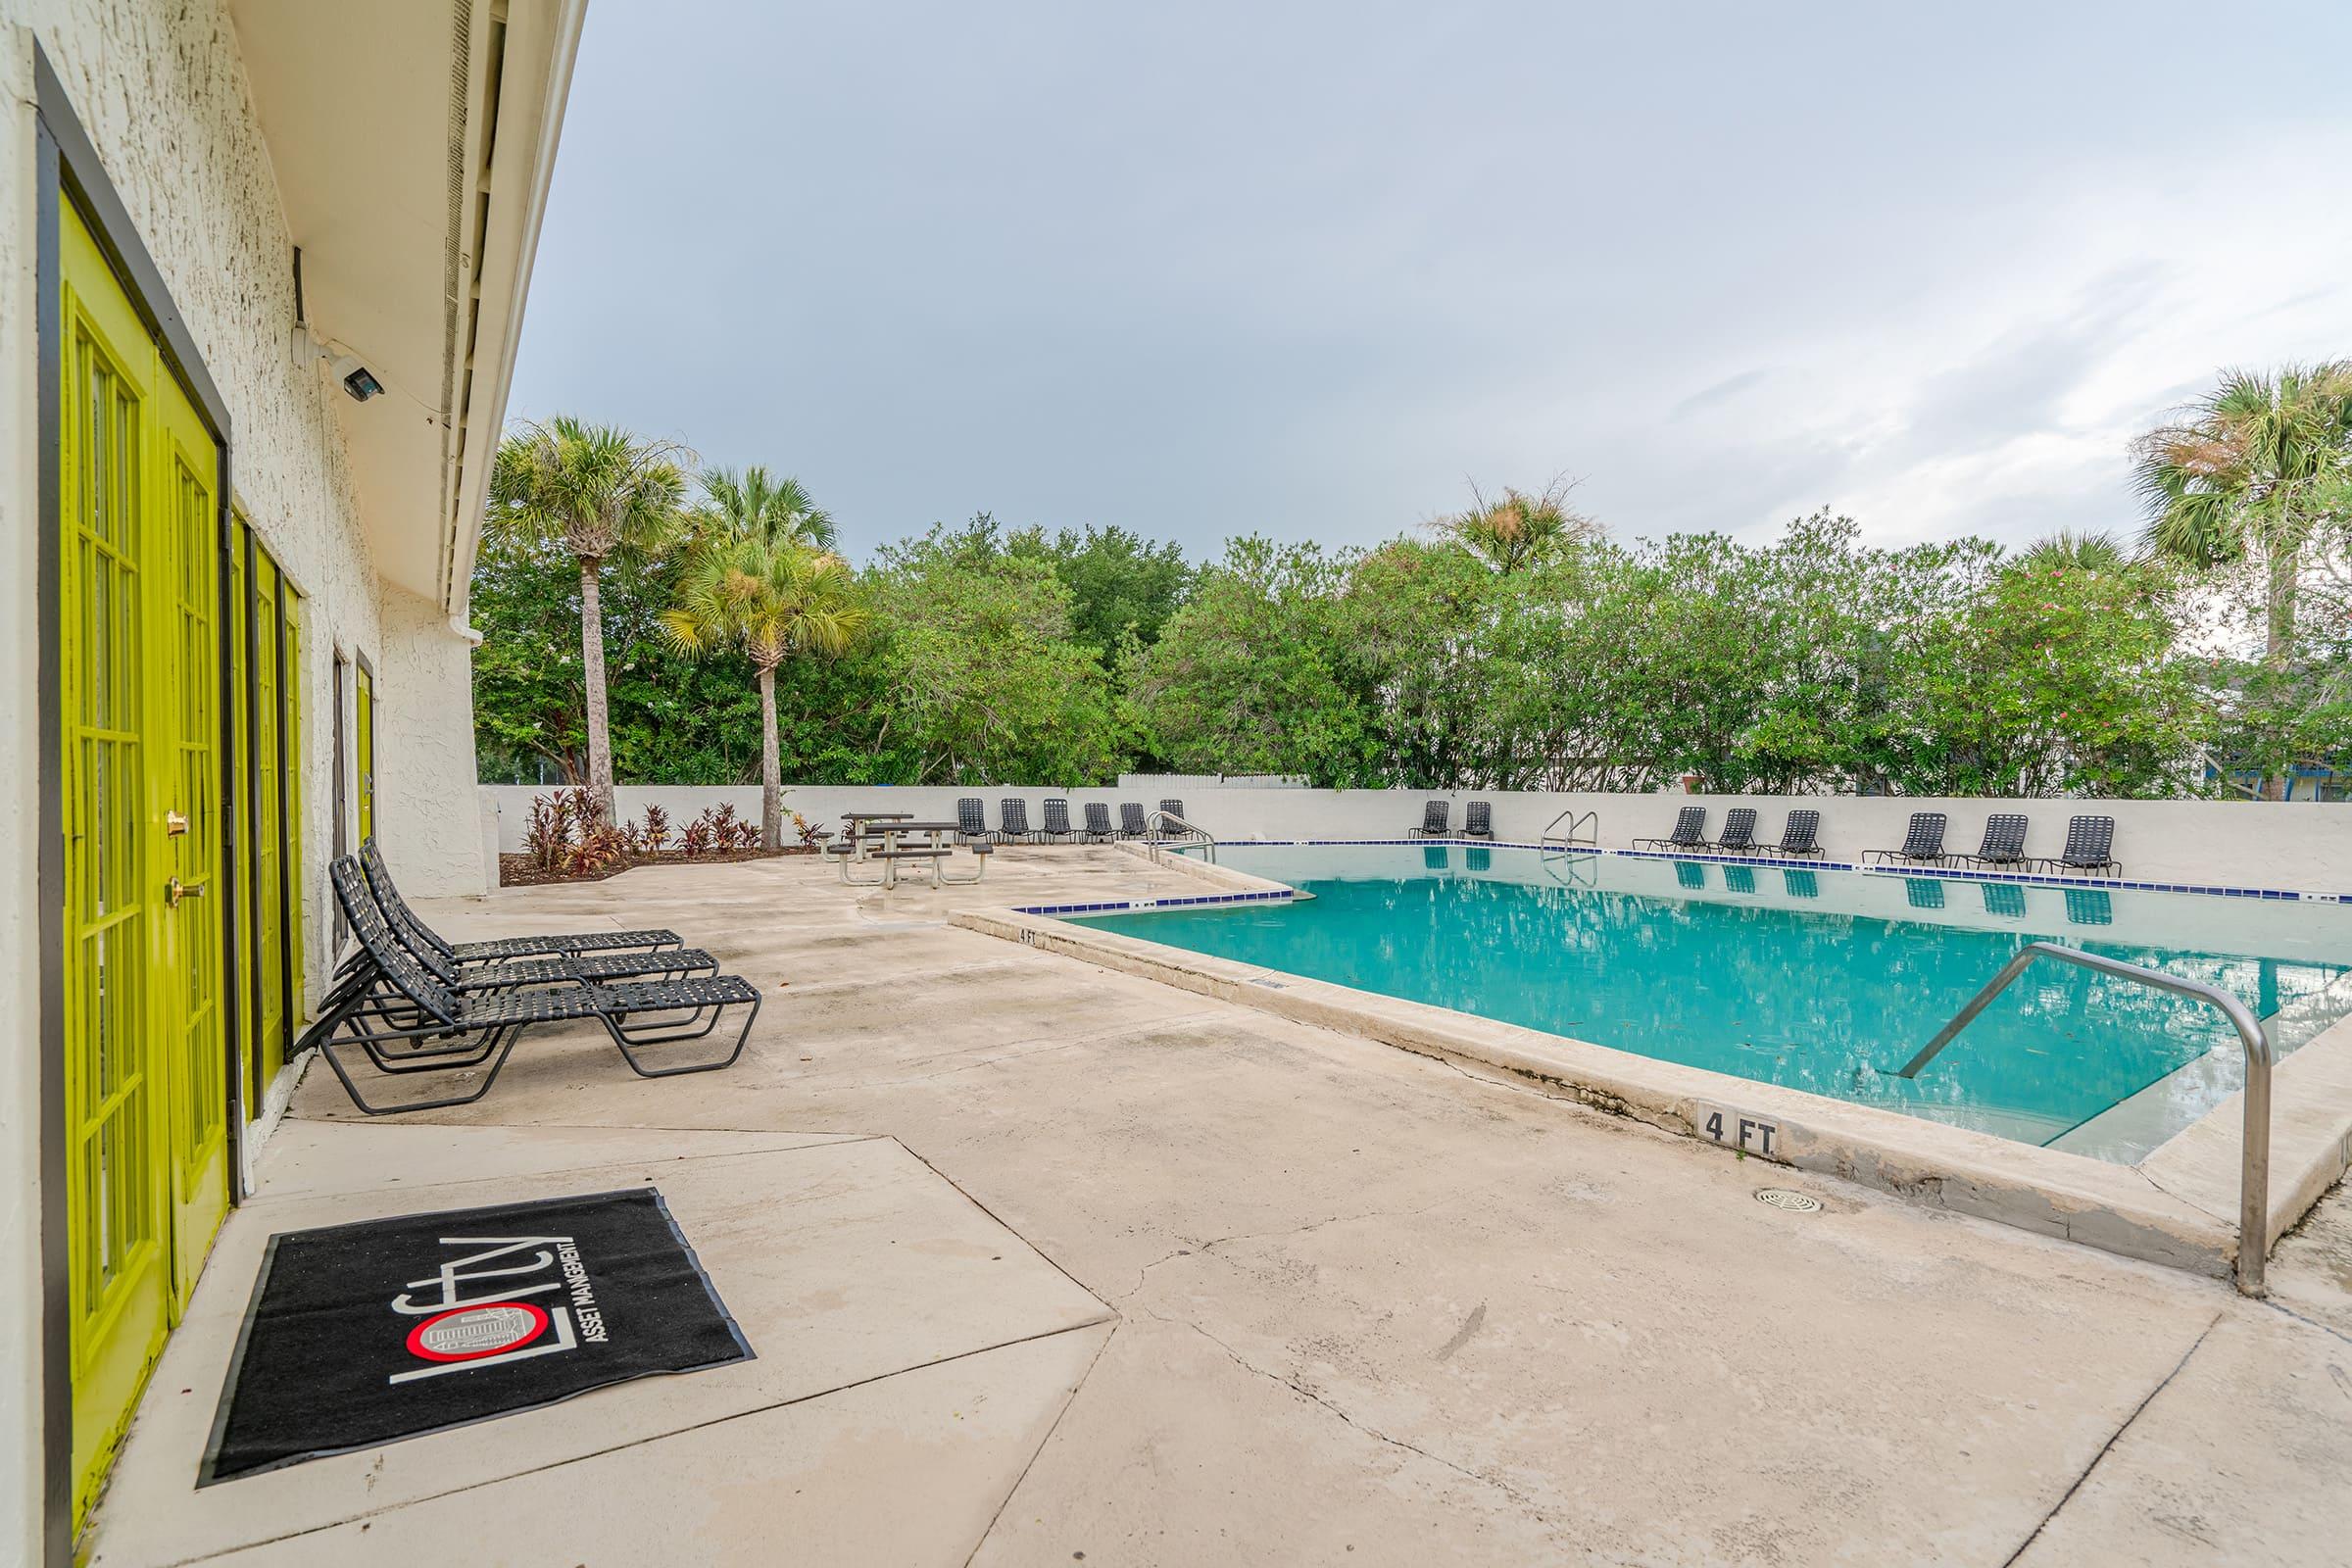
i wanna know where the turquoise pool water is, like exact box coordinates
[1075,846,2352,1160]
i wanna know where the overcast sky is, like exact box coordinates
[509,2,2352,564]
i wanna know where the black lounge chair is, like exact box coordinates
[360,841,678,964]
[2040,814,2119,877]
[1960,813,2031,870]
[1081,802,1115,842]
[1710,808,1758,855]
[1041,798,1075,842]
[1762,809,1822,858]
[1864,812,1948,867]
[999,798,1035,843]
[1463,801,1494,839]
[1410,800,1450,837]
[1158,798,1186,824]
[321,860,760,1114]
[1635,807,1707,852]
[1119,803,1150,838]
[956,797,987,842]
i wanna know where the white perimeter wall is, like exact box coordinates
[481,783,2352,898]
[0,3,490,1554]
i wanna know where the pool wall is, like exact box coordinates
[487,783,2352,899]
[955,894,2352,1286]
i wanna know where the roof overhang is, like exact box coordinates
[229,0,587,623]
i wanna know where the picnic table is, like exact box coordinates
[824,819,991,888]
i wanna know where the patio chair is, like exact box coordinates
[956,797,987,842]
[1762,809,1822,858]
[322,860,761,1114]
[1082,803,1116,842]
[2039,814,2120,877]
[1119,802,1150,838]
[1960,813,2032,870]
[1710,808,1758,855]
[1463,801,1494,840]
[1409,800,1451,837]
[999,798,1035,844]
[1158,798,1186,824]
[1864,811,1948,867]
[360,841,679,964]
[1634,807,1707,852]
[1041,798,1075,842]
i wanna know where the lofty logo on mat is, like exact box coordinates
[388,1234,611,1384]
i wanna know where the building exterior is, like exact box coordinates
[0,2,585,1559]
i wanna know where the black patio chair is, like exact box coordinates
[1409,800,1451,837]
[1960,813,2032,870]
[1635,807,1707,852]
[956,797,987,842]
[999,798,1035,843]
[359,841,678,965]
[321,860,760,1114]
[1463,801,1494,840]
[1762,809,1822,858]
[1082,803,1115,842]
[1158,798,1186,824]
[1863,812,1948,867]
[1710,808,1758,855]
[1041,798,1075,842]
[1119,802,1150,838]
[2040,814,2120,877]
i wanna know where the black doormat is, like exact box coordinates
[201,1188,752,1485]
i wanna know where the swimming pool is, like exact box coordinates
[1073,845,2352,1161]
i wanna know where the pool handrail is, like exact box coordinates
[1897,940,2273,1297]
[1145,808,1216,865]
[1542,808,1598,850]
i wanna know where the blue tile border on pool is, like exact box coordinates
[1158,838,2343,905]
[1012,888,1299,917]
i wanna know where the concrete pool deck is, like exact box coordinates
[87,848,2352,1565]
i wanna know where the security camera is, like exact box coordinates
[328,352,383,403]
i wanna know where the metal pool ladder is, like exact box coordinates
[1541,807,1598,851]
[1145,808,1216,866]
[1898,941,2274,1297]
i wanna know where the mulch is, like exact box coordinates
[498,846,815,888]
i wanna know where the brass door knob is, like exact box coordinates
[165,809,189,836]
[165,876,205,906]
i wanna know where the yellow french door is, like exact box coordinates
[59,194,230,1523]
[227,522,301,1115]
[355,656,375,843]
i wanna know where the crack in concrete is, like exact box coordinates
[1998,1310,2224,1567]
[1138,1308,1543,1515]
[1110,1197,1460,1301]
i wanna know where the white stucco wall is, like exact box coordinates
[0,3,493,1554]
[482,783,2352,899]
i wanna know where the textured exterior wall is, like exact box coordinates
[373,585,489,897]
[0,2,491,1552]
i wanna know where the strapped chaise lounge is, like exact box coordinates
[320,860,760,1114]
[359,840,678,964]
[1082,803,1116,842]
[1634,807,1707,853]
[1760,809,1823,858]
[1119,803,1151,839]
[956,797,988,843]
[1863,811,1948,867]
[1709,808,1758,855]
[1158,798,1186,823]
[1463,801,1494,839]
[1042,798,1076,842]
[2040,814,2120,877]
[1410,800,1451,837]
[1959,813,2032,871]
[999,798,1036,843]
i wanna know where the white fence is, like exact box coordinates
[476,783,2352,896]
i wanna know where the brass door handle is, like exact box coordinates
[166,876,206,906]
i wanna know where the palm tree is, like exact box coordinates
[697,465,836,552]
[662,536,865,849]
[486,417,691,825]
[2015,528,2134,576]
[1437,478,1603,573]
[2133,362,2352,663]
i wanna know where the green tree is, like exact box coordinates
[486,416,690,823]
[2135,363,2352,662]
[662,536,866,847]
[697,465,837,551]
[1433,479,1603,575]
[1006,522,1197,657]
